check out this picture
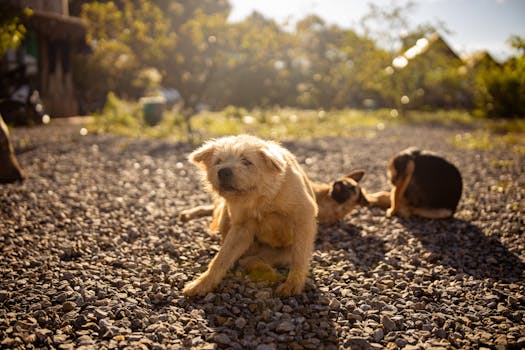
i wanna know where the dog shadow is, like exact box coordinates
[316,221,386,272]
[183,281,339,349]
[401,217,524,282]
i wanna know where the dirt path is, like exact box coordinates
[1,122,524,349]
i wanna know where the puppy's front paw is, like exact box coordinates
[386,208,395,217]
[275,280,304,297]
[183,274,215,297]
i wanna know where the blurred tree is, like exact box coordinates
[162,7,229,114]
[205,11,295,109]
[337,29,391,108]
[474,36,525,118]
[71,0,522,118]
[360,0,416,52]
[75,0,175,111]
[0,4,27,58]
[294,15,346,108]
[77,0,230,119]
[508,35,525,55]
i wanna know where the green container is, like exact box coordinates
[141,96,166,126]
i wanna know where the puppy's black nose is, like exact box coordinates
[218,167,233,181]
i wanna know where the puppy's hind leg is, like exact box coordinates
[387,160,415,217]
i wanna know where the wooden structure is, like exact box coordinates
[3,0,87,117]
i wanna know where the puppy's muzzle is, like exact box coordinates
[218,167,235,191]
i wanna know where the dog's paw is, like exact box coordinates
[386,208,395,217]
[182,275,215,297]
[177,211,191,222]
[275,280,304,297]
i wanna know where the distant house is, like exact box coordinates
[462,51,502,71]
[396,32,464,69]
[392,32,481,109]
[1,0,88,117]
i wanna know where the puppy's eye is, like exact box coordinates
[215,158,222,165]
[241,158,252,166]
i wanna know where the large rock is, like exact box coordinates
[0,114,25,183]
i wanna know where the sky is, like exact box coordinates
[228,0,525,61]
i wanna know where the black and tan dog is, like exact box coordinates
[179,170,369,227]
[367,147,462,219]
[312,170,369,225]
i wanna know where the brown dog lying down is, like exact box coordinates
[179,170,369,226]
[367,147,462,219]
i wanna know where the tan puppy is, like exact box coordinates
[182,135,318,297]
[179,170,369,226]
[313,170,368,225]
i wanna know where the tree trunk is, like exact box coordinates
[0,114,25,183]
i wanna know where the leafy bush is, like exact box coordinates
[91,92,187,140]
[475,56,525,118]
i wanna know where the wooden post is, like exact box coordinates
[0,114,25,183]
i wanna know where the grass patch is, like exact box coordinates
[87,94,524,153]
[88,93,187,141]
[450,130,525,154]
[402,110,479,127]
[190,108,395,140]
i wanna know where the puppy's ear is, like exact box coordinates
[346,169,365,182]
[258,145,286,172]
[189,141,215,166]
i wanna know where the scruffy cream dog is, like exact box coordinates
[182,135,318,297]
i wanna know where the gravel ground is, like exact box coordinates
[1,121,524,349]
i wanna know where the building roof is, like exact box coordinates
[23,9,86,40]
[462,51,502,69]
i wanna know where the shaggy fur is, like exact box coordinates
[182,135,318,297]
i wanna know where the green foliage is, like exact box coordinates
[90,100,524,154]
[508,35,525,55]
[77,0,176,107]
[190,107,396,140]
[93,92,143,136]
[475,56,525,118]
[73,0,523,119]
[0,5,29,57]
[91,92,187,140]
[450,130,525,154]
